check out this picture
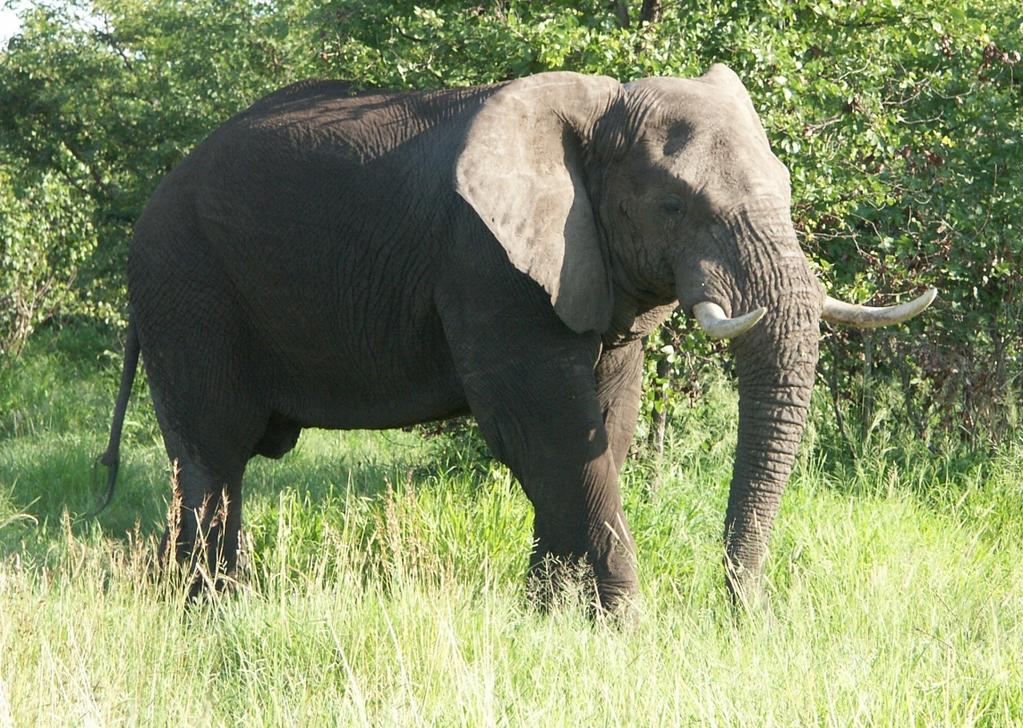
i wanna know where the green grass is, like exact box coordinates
[1,325,1021,725]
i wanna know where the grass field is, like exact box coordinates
[0,326,1020,725]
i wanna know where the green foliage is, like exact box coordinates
[0,167,98,356]
[1,0,1021,437]
[0,0,323,352]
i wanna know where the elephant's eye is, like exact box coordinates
[662,195,685,215]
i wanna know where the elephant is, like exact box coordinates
[98,65,935,612]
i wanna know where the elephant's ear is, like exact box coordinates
[455,72,620,334]
[699,64,770,144]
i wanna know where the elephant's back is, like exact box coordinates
[203,79,500,167]
[129,80,486,430]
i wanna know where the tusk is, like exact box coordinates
[692,302,767,339]
[822,287,937,328]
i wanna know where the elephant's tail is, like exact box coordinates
[92,321,140,516]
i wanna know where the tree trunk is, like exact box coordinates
[861,328,874,440]
[648,356,671,455]
[640,0,661,23]
[611,0,630,28]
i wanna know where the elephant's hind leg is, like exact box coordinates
[157,429,246,599]
[132,220,269,597]
[141,320,263,598]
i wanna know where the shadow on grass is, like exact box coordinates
[0,420,498,563]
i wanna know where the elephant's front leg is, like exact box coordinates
[595,339,645,474]
[462,356,637,616]
[525,447,637,615]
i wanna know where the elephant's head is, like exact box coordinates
[456,66,935,602]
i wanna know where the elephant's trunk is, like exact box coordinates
[680,203,822,604]
[726,335,817,602]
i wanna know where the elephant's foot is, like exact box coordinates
[526,551,637,621]
[526,553,591,612]
[723,555,769,616]
[593,578,639,624]
[158,534,239,602]
[159,494,240,602]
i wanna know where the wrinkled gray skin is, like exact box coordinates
[120,65,822,610]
